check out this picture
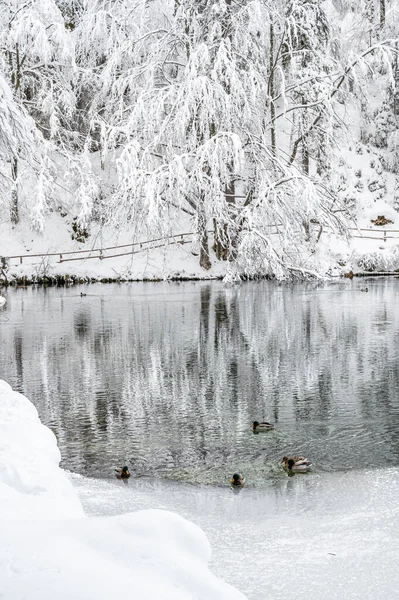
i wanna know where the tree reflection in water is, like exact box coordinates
[1,280,399,484]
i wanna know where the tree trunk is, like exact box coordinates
[213,218,226,261]
[302,139,309,175]
[302,219,310,242]
[10,43,21,225]
[394,43,399,117]
[199,211,212,270]
[380,0,385,29]
[10,157,19,225]
[269,19,276,155]
[213,0,236,262]
[213,179,236,261]
[300,31,309,175]
[12,42,21,92]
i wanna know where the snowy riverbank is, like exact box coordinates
[0,380,246,600]
[2,200,399,285]
[0,215,226,284]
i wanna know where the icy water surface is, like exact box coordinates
[71,467,399,600]
[1,279,399,483]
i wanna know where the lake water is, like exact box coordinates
[1,279,399,599]
[1,279,399,481]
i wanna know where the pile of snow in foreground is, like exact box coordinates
[0,380,83,520]
[0,380,247,600]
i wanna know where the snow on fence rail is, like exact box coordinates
[0,231,209,267]
[1,227,399,268]
[347,227,399,242]
[58,231,201,264]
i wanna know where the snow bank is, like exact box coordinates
[0,379,83,519]
[3,209,399,283]
[0,380,247,600]
[1,510,247,600]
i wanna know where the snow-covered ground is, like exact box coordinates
[0,215,224,282]
[2,205,399,283]
[0,380,246,600]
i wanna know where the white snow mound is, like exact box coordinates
[0,379,83,519]
[0,380,247,600]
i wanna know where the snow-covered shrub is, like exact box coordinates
[355,142,364,155]
[354,169,364,192]
[355,247,399,272]
[330,158,359,215]
[356,252,387,272]
[383,131,399,174]
[71,217,89,243]
[354,178,364,192]
[367,155,387,201]
[371,99,397,149]
[394,177,399,212]
[359,98,374,145]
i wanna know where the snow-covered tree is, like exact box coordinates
[0,0,398,278]
[74,0,349,277]
[0,72,34,173]
[0,0,76,226]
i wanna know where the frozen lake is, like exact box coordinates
[1,279,399,598]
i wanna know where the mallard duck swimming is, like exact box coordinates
[281,456,311,472]
[252,420,274,432]
[230,473,245,486]
[115,466,131,479]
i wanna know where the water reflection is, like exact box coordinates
[1,280,399,482]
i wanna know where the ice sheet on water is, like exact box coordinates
[71,468,399,600]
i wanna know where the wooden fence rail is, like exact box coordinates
[1,226,399,268]
[1,231,208,267]
[59,238,194,263]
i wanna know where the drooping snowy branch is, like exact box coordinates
[0,0,398,278]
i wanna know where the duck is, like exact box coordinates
[230,473,245,486]
[360,288,368,292]
[281,456,311,472]
[80,292,87,297]
[115,466,131,479]
[0,296,6,307]
[252,420,274,432]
